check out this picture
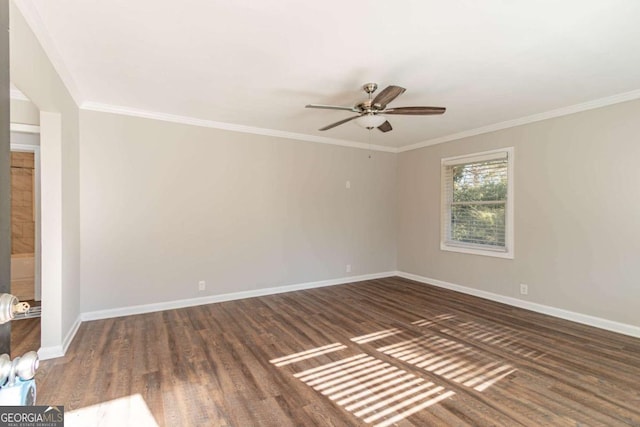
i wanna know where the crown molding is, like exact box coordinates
[12,0,84,106]
[81,101,398,153]
[15,0,639,153]
[83,87,640,155]
[10,88,29,101]
[399,88,640,153]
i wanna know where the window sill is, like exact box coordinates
[440,242,514,259]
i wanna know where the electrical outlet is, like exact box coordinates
[345,180,351,189]
[198,280,206,291]
[520,283,528,295]
[346,264,351,273]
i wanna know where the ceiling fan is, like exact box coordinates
[305,83,446,133]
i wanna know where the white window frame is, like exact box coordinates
[440,147,514,259]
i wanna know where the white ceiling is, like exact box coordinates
[15,0,640,150]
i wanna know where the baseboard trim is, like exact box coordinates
[37,315,82,361]
[81,271,397,322]
[396,271,640,339]
[37,346,63,361]
[62,316,82,354]
[46,272,395,359]
[38,271,640,360]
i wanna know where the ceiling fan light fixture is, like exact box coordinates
[355,114,386,129]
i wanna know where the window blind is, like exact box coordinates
[442,155,508,250]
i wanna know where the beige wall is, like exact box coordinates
[397,99,640,327]
[10,2,81,349]
[79,111,397,311]
[8,0,638,352]
[10,99,39,125]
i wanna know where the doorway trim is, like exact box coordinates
[35,111,66,359]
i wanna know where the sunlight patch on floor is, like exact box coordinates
[412,313,457,327]
[288,352,455,426]
[269,342,347,366]
[269,317,526,424]
[378,334,516,392]
[439,320,546,360]
[351,328,403,344]
[65,394,158,427]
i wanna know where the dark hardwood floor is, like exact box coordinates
[35,277,640,426]
[11,317,40,358]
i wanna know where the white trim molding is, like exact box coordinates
[9,143,38,152]
[81,87,640,155]
[81,102,397,153]
[10,123,40,134]
[399,88,640,153]
[38,315,81,361]
[41,271,394,359]
[396,271,640,339]
[10,88,29,101]
[38,270,640,359]
[82,271,397,322]
[37,346,63,361]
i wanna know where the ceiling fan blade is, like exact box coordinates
[384,106,446,115]
[377,121,392,133]
[372,85,406,109]
[306,104,356,112]
[319,115,361,131]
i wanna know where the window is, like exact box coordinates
[441,148,514,258]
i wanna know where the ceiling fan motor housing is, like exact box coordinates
[363,83,378,94]
[356,100,374,113]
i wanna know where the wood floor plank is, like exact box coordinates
[10,317,40,358]
[34,277,640,426]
